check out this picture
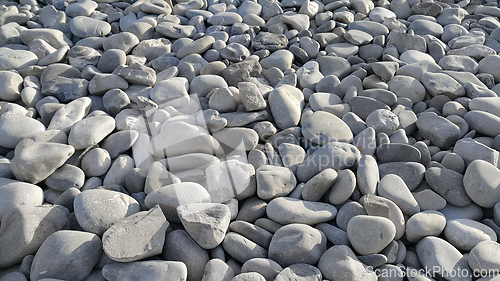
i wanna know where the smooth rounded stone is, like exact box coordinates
[175,35,213,58]
[439,55,478,74]
[102,205,168,262]
[469,97,500,118]
[222,232,267,264]
[378,174,420,216]
[359,195,406,240]
[376,143,421,163]
[102,154,134,187]
[10,142,74,184]
[163,229,210,281]
[259,50,293,72]
[0,272,27,281]
[206,11,242,26]
[268,223,326,268]
[387,75,426,103]
[318,245,377,281]
[468,241,500,274]
[255,165,296,200]
[70,16,111,38]
[365,109,399,135]
[408,19,443,37]
[267,86,303,131]
[444,219,497,252]
[67,116,115,150]
[88,74,128,96]
[463,111,500,138]
[241,258,282,281]
[412,188,447,212]
[344,29,373,46]
[273,263,322,281]
[347,215,396,255]
[189,75,228,97]
[221,43,251,63]
[452,138,498,167]
[212,127,258,151]
[0,205,68,268]
[267,197,337,225]
[101,130,139,159]
[302,111,353,145]
[150,122,220,158]
[425,166,471,207]
[328,169,356,205]
[297,142,361,183]
[421,72,465,99]
[156,22,196,39]
[202,259,235,281]
[301,168,337,202]
[96,49,126,73]
[416,237,472,281]
[349,96,391,121]
[0,71,23,101]
[177,203,231,250]
[229,221,273,249]
[438,203,483,222]
[405,210,446,243]
[102,32,139,53]
[30,230,101,281]
[356,155,379,196]
[103,261,187,281]
[43,164,84,192]
[144,161,179,194]
[74,189,140,235]
[352,126,376,156]
[325,43,358,58]
[479,55,500,84]
[464,160,500,208]
[316,56,351,79]
[0,116,45,149]
[65,0,97,17]
[416,113,461,150]
[336,201,368,232]
[370,62,399,82]
[309,93,341,111]
[0,47,38,71]
[0,178,43,220]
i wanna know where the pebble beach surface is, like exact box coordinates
[2,0,500,279]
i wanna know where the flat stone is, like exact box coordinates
[274,263,322,281]
[252,32,288,52]
[256,165,296,200]
[30,230,101,281]
[266,197,337,225]
[464,110,500,138]
[376,143,421,163]
[425,166,472,207]
[387,75,427,103]
[70,16,111,38]
[268,223,326,267]
[44,164,84,192]
[416,113,461,149]
[102,205,168,262]
[0,48,38,71]
[67,116,115,150]
[421,72,465,99]
[103,261,187,281]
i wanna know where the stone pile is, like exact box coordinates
[1,0,500,279]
